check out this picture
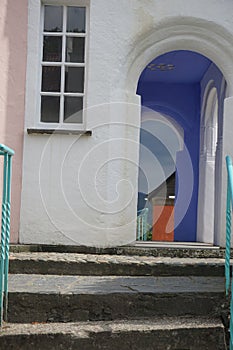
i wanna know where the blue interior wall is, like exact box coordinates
[137,81,200,241]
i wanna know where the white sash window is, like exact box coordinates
[40,5,86,124]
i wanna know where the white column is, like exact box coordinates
[217,96,233,246]
[197,154,215,243]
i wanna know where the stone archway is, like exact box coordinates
[123,17,233,246]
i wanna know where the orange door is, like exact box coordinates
[152,205,174,241]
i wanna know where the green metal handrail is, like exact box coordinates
[225,155,233,349]
[137,208,148,241]
[0,144,14,326]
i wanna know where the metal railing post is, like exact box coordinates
[0,145,14,326]
[137,208,149,241]
[225,157,232,295]
[4,154,12,321]
[225,155,233,350]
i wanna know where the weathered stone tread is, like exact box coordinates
[10,244,228,258]
[0,317,224,335]
[9,252,227,264]
[8,274,228,323]
[9,252,228,276]
[8,274,225,294]
[0,317,226,350]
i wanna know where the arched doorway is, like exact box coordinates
[136,50,226,243]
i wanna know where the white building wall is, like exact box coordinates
[21,0,233,246]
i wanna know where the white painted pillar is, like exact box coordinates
[197,87,219,244]
[217,96,233,246]
[214,135,223,244]
[197,154,215,243]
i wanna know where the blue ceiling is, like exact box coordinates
[140,50,211,84]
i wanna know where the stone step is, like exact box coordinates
[8,274,228,323]
[9,252,227,276]
[10,243,227,258]
[0,317,226,350]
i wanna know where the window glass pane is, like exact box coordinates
[64,97,83,123]
[41,96,60,123]
[65,67,84,93]
[43,36,62,62]
[66,37,85,63]
[44,5,63,32]
[67,7,86,33]
[42,66,61,92]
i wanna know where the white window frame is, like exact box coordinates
[25,0,89,131]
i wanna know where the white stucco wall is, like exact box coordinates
[21,0,233,246]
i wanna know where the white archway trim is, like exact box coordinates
[200,83,217,158]
[125,17,233,95]
[203,88,218,158]
[197,86,218,243]
[200,80,215,122]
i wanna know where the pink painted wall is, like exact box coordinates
[0,1,27,242]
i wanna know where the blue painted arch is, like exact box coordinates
[137,50,222,242]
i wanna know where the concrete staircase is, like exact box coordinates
[0,245,229,349]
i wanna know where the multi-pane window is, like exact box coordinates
[41,5,86,124]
